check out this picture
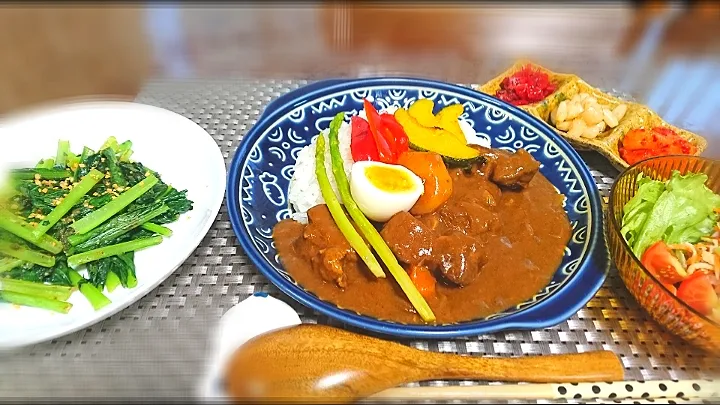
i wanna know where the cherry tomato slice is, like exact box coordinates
[641,241,688,284]
[676,272,719,316]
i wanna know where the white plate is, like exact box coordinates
[0,101,226,350]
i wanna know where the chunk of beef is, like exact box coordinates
[491,149,540,189]
[474,147,540,189]
[311,247,353,288]
[296,205,356,288]
[431,232,486,286]
[437,200,499,236]
[301,205,351,251]
[380,211,437,266]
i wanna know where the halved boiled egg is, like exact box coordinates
[350,161,424,223]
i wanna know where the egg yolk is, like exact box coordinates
[364,165,416,192]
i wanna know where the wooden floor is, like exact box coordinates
[1,4,718,157]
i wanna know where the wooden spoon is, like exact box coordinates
[224,324,624,403]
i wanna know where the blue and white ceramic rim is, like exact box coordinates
[226,77,608,338]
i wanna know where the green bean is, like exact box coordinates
[315,135,385,278]
[327,112,436,323]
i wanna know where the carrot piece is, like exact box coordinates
[408,265,437,300]
[396,151,453,215]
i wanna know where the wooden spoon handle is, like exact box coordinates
[427,350,624,383]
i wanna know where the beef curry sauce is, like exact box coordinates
[273,147,571,324]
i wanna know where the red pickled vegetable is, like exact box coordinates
[619,127,697,166]
[495,64,557,106]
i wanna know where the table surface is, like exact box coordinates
[0,79,718,403]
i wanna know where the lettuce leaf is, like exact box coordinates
[621,171,720,257]
[621,174,665,249]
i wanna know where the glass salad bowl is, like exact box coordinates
[608,155,720,352]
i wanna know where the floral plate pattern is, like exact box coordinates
[226,77,608,338]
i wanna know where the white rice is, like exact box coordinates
[287,108,488,223]
[287,122,354,223]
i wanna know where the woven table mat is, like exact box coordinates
[0,79,717,403]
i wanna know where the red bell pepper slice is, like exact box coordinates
[350,116,379,162]
[363,99,394,163]
[380,114,409,157]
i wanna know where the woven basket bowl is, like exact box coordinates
[608,155,720,353]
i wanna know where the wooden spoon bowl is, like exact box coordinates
[224,324,624,403]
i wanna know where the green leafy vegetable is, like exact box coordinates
[0,257,23,273]
[0,136,193,314]
[0,239,55,267]
[68,268,110,310]
[622,171,720,257]
[0,278,73,301]
[141,222,173,237]
[0,209,63,253]
[10,168,73,181]
[0,290,72,313]
[67,202,169,251]
[30,168,104,240]
[70,174,159,235]
[67,236,163,267]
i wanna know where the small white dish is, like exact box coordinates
[198,293,302,401]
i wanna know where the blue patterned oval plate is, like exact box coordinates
[226,78,608,338]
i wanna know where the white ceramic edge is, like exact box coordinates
[0,101,227,350]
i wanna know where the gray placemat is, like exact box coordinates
[0,79,717,402]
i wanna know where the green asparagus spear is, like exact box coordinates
[327,112,436,322]
[315,135,385,278]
